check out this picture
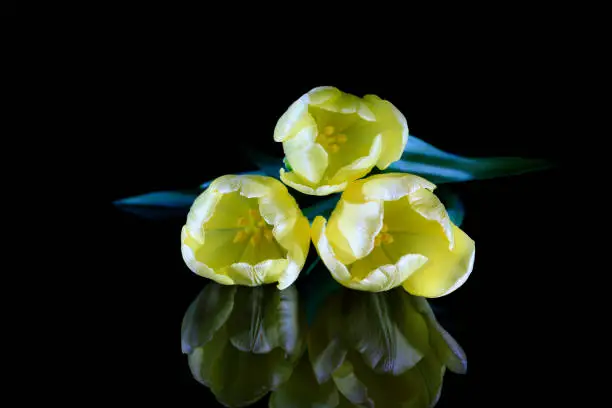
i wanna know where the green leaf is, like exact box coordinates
[113,191,197,219]
[181,284,236,354]
[269,354,340,408]
[387,135,553,183]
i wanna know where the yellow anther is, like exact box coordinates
[264,229,274,242]
[381,224,388,233]
[326,135,336,143]
[336,134,347,143]
[257,219,266,228]
[323,125,335,136]
[248,209,260,219]
[237,217,248,227]
[233,230,247,243]
[250,229,262,246]
[328,143,340,153]
[374,236,382,247]
[381,233,394,245]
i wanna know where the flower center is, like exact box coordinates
[316,125,348,154]
[373,223,394,247]
[234,208,274,246]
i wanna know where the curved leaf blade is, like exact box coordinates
[387,135,553,183]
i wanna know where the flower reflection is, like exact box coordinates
[182,284,466,407]
[181,283,306,407]
[271,287,466,407]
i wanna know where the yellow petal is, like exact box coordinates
[283,127,328,184]
[328,134,382,186]
[408,188,454,249]
[311,216,352,283]
[274,98,311,143]
[362,173,436,202]
[280,169,347,196]
[277,215,310,289]
[223,259,289,287]
[350,253,429,292]
[402,225,475,298]
[333,199,383,260]
[181,227,234,285]
[363,95,409,169]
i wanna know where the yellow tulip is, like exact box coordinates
[274,86,408,196]
[181,175,310,289]
[311,173,475,296]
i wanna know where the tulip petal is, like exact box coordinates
[223,259,289,287]
[311,216,353,283]
[401,225,475,298]
[364,95,409,169]
[181,227,234,285]
[273,98,312,143]
[409,188,454,249]
[349,251,429,292]
[284,122,328,185]
[328,133,383,186]
[280,169,347,196]
[362,173,436,202]
[334,199,384,260]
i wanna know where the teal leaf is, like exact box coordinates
[387,135,553,183]
[113,191,197,219]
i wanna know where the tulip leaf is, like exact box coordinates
[269,354,340,408]
[435,185,465,227]
[181,283,236,354]
[413,297,467,374]
[113,191,197,219]
[387,135,553,184]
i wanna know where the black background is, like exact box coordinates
[97,45,575,406]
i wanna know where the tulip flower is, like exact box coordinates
[274,86,408,196]
[311,173,475,296]
[181,175,310,289]
[181,283,306,407]
[301,287,466,407]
